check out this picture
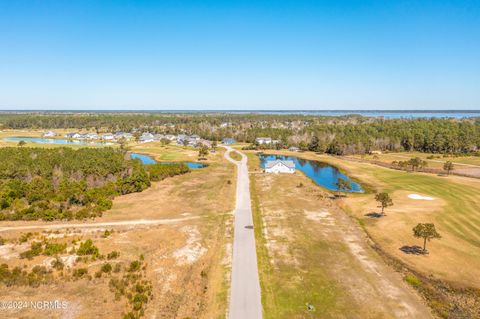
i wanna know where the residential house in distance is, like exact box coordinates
[288,146,300,152]
[264,160,296,174]
[65,132,82,139]
[255,137,272,145]
[43,130,56,137]
[222,138,236,145]
[101,133,115,141]
[164,134,177,142]
[255,137,280,145]
[198,139,212,148]
[177,134,201,147]
[114,132,133,140]
[85,132,98,140]
[140,132,155,143]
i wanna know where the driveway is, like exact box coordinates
[224,146,262,319]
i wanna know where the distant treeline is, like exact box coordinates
[0,147,189,221]
[1,113,479,155]
[302,119,480,154]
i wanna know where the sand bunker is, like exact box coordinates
[408,194,434,201]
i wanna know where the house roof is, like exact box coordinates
[265,160,295,169]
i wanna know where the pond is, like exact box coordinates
[258,154,363,193]
[2,137,107,146]
[130,153,206,169]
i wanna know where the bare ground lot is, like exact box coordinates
[247,153,432,318]
[0,147,235,319]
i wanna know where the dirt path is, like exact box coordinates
[254,169,433,318]
[0,216,199,233]
[223,146,263,319]
[328,204,433,318]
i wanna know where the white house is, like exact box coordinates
[101,133,115,141]
[85,133,98,139]
[43,130,56,137]
[256,137,272,145]
[140,132,154,143]
[264,160,296,174]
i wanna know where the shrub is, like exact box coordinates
[43,242,67,256]
[107,251,120,260]
[73,268,88,278]
[101,263,113,273]
[20,242,43,260]
[77,239,99,258]
[128,260,141,272]
[404,274,422,287]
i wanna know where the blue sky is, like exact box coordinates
[0,0,479,110]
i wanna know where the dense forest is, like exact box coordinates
[0,147,189,221]
[1,112,479,155]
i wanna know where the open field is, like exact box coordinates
[0,144,235,318]
[128,142,200,162]
[0,129,114,149]
[349,151,480,177]
[245,152,431,318]
[259,150,480,288]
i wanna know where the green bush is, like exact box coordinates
[20,242,43,260]
[73,268,88,278]
[43,242,67,256]
[77,239,99,258]
[101,263,113,273]
[404,274,422,287]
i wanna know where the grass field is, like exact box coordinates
[228,150,242,161]
[128,142,199,161]
[261,150,480,290]
[352,151,480,169]
[246,152,431,319]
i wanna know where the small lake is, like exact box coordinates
[130,153,206,169]
[259,154,363,193]
[2,137,107,146]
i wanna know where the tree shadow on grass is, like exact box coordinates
[399,245,427,255]
[365,212,384,218]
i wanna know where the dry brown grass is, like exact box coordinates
[248,153,431,318]
[0,146,236,319]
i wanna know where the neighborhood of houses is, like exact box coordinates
[42,130,299,174]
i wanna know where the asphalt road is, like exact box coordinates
[224,146,263,319]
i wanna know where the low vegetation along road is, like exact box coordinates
[224,146,263,319]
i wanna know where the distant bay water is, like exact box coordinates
[1,110,479,119]
[225,110,480,119]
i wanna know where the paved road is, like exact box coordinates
[224,146,263,319]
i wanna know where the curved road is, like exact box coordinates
[224,146,263,319]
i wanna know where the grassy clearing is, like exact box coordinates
[129,142,199,161]
[228,151,242,161]
[263,150,480,289]
[351,151,480,168]
[246,152,430,318]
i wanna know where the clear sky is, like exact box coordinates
[0,0,479,110]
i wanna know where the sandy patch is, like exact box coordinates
[408,194,434,201]
[173,226,206,265]
[0,243,29,260]
[304,210,335,225]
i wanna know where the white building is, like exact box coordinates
[101,133,115,141]
[140,132,154,143]
[264,160,296,174]
[256,137,272,145]
[85,133,98,139]
[43,130,56,137]
[255,137,280,145]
